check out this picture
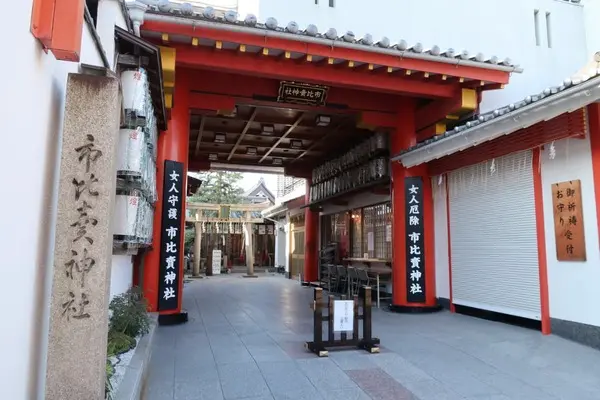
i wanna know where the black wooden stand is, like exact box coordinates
[305,286,380,357]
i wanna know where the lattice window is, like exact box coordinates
[362,206,375,258]
[373,203,391,260]
[351,208,362,258]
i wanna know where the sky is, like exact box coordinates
[240,172,278,194]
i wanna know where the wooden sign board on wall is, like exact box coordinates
[551,180,586,262]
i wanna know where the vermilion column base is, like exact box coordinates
[158,312,189,326]
[388,304,443,314]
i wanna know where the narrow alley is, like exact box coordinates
[145,276,600,400]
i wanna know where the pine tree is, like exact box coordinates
[189,171,245,204]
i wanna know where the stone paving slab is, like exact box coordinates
[144,275,600,400]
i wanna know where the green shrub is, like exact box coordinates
[107,329,136,357]
[105,359,114,400]
[109,286,151,338]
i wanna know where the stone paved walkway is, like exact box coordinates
[144,274,600,400]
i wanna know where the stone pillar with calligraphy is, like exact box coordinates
[45,73,121,400]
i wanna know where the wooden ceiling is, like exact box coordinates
[188,104,374,171]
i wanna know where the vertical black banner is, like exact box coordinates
[158,160,184,311]
[405,176,426,303]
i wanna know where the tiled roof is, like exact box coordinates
[393,58,600,160]
[133,0,520,73]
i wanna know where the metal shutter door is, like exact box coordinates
[448,150,541,320]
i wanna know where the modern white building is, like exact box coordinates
[4,0,600,398]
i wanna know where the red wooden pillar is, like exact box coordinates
[589,103,600,249]
[389,100,440,312]
[304,179,319,283]
[142,69,191,315]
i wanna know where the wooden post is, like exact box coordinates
[363,287,372,341]
[305,286,379,357]
[340,295,348,343]
[359,286,380,353]
[306,288,328,357]
[352,294,359,341]
[206,249,213,276]
[328,295,335,343]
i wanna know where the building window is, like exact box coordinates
[534,9,541,46]
[546,12,552,48]
[347,203,391,260]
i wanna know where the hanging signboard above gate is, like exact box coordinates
[158,160,184,311]
[277,81,329,106]
[551,180,586,262]
[405,176,426,303]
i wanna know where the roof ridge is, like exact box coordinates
[135,0,520,71]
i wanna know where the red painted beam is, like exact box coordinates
[186,69,401,114]
[189,92,236,112]
[172,44,459,99]
[284,166,312,179]
[188,160,211,171]
[415,95,463,131]
[359,111,397,128]
[142,20,511,84]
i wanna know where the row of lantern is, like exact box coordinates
[113,68,160,250]
[309,157,389,203]
[112,192,154,245]
[311,132,388,185]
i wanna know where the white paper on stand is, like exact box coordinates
[212,250,222,275]
[333,300,354,332]
[367,232,374,251]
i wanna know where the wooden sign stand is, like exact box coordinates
[305,286,380,357]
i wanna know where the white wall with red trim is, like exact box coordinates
[431,131,600,329]
[432,178,450,301]
[540,135,600,327]
[0,1,130,398]
[1,3,105,399]
[110,255,135,300]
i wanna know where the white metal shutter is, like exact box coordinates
[448,150,541,320]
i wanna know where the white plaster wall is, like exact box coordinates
[284,217,291,272]
[276,224,286,268]
[0,2,114,399]
[583,0,600,56]
[541,135,600,327]
[432,177,450,300]
[258,0,588,112]
[97,0,130,70]
[110,255,134,300]
[238,0,261,19]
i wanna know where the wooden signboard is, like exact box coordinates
[551,180,586,261]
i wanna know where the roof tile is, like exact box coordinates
[138,1,519,70]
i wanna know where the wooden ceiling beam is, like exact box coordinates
[195,150,299,160]
[259,114,305,163]
[227,107,258,161]
[291,122,346,163]
[193,116,206,157]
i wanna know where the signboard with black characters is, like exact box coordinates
[404,177,426,303]
[277,81,329,106]
[158,160,184,311]
[552,180,586,261]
